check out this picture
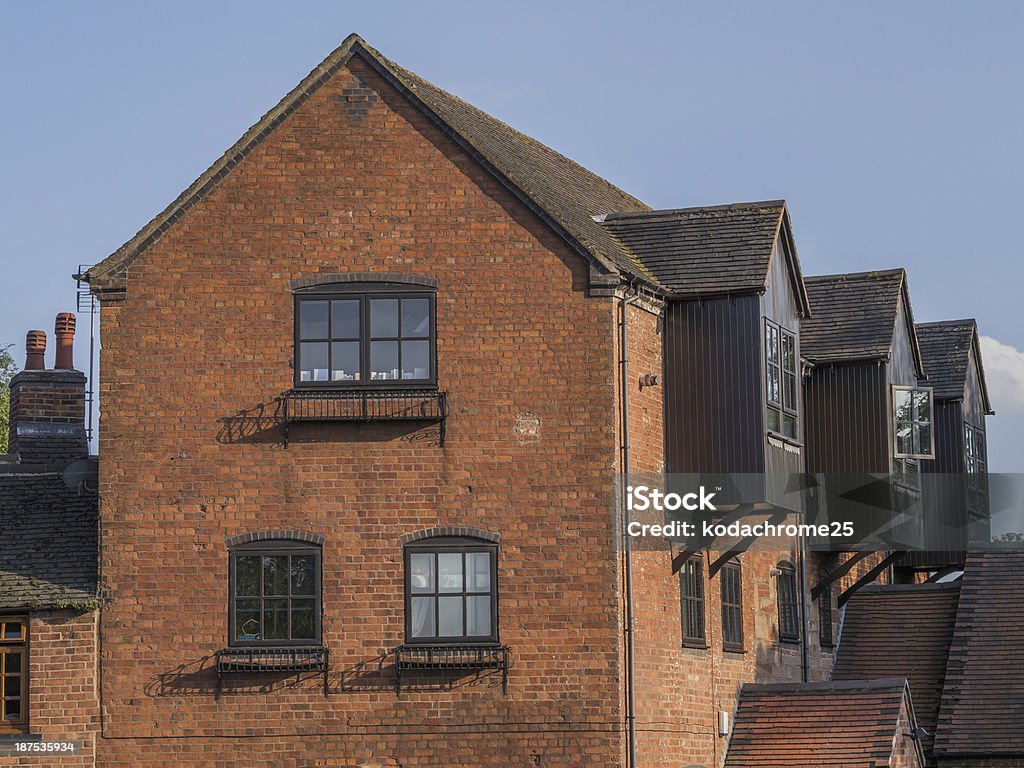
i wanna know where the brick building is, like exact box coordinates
[0,33,1011,767]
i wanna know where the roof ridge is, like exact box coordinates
[743,678,908,694]
[916,319,977,329]
[805,268,906,282]
[604,199,786,221]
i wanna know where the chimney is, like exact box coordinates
[7,314,88,465]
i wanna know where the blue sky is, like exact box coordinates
[1,3,1022,483]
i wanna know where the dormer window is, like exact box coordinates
[765,320,798,438]
[295,286,436,387]
[893,386,934,459]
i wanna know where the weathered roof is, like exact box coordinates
[801,269,923,374]
[724,679,918,768]
[916,320,993,412]
[0,467,99,611]
[599,201,811,311]
[81,34,660,297]
[833,583,960,763]
[935,549,1024,758]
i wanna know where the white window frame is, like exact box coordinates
[892,385,935,459]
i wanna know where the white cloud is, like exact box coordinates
[980,336,1024,414]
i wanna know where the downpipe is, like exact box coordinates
[619,290,639,768]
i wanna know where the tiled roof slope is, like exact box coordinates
[916,320,993,412]
[600,201,810,310]
[833,583,960,763]
[935,549,1024,758]
[801,269,913,365]
[0,468,99,610]
[83,34,660,295]
[725,679,916,768]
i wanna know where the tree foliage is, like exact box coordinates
[0,343,16,454]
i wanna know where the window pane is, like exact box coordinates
[783,414,796,439]
[401,340,430,380]
[766,325,779,364]
[299,300,329,339]
[782,332,795,372]
[235,599,261,640]
[914,390,931,421]
[330,299,360,339]
[291,598,316,640]
[784,372,796,411]
[438,553,464,593]
[410,597,435,638]
[401,298,431,338]
[263,598,289,640]
[4,652,20,674]
[331,341,361,382]
[290,555,316,596]
[896,426,913,456]
[370,298,399,337]
[299,342,329,382]
[263,556,289,596]
[2,622,22,641]
[438,596,464,637]
[767,366,780,405]
[410,553,435,593]
[466,553,491,592]
[918,424,931,456]
[235,556,260,597]
[894,388,913,422]
[5,675,20,698]
[767,406,781,433]
[466,596,492,637]
[370,341,399,380]
[3,699,20,721]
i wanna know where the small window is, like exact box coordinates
[295,288,436,387]
[893,386,934,459]
[720,561,744,652]
[0,617,27,730]
[405,539,498,644]
[965,423,988,517]
[229,541,322,646]
[766,320,798,439]
[679,556,706,647]
[892,456,920,490]
[776,563,800,643]
[818,587,834,648]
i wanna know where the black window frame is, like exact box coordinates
[403,538,499,646]
[720,560,744,653]
[817,586,834,648]
[776,563,801,643]
[765,319,799,439]
[0,617,27,732]
[228,540,323,648]
[892,385,935,459]
[294,283,437,389]
[965,422,988,517]
[679,555,706,648]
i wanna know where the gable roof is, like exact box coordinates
[80,34,661,298]
[801,268,924,374]
[599,200,811,312]
[0,466,99,610]
[833,583,961,763]
[916,320,993,413]
[724,679,919,768]
[935,549,1024,758]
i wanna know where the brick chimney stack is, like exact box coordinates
[7,314,88,465]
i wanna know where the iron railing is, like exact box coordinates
[395,644,509,694]
[283,388,448,446]
[214,646,329,695]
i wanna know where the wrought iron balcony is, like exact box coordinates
[214,646,329,695]
[283,388,448,446]
[395,644,509,694]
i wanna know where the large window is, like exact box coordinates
[720,561,744,652]
[229,541,322,646]
[766,320,798,439]
[679,556,706,647]
[965,423,988,517]
[405,539,498,644]
[295,288,435,387]
[0,618,26,731]
[893,386,934,459]
[776,563,800,643]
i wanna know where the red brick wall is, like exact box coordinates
[95,55,626,767]
[0,611,99,767]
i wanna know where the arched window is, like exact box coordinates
[776,562,800,643]
[228,539,322,646]
[404,537,498,645]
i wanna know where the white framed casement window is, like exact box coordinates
[892,386,935,459]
